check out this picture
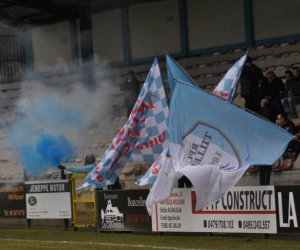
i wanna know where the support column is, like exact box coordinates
[69,19,79,67]
[121,8,131,65]
[243,0,255,48]
[22,24,34,77]
[179,0,189,57]
[79,0,95,90]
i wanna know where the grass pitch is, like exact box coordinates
[0,229,300,250]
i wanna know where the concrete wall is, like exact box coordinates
[253,0,300,40]
[29,0,300,73]
[129,0,181,59]
[31,21,72,72]
[92,9,124,63]
[187,0,245,50]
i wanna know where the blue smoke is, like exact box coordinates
[8,93,85,174]
[19,132,75,174]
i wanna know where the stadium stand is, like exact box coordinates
[1,40,300,189]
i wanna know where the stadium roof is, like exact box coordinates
[0,0,165,27]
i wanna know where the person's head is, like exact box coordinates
[293,67,300,78]
[276,112,288,125]
[266,71,276,82]
[285,70,293,81]
[127,70,135,81]
[84,153,95,166]
[245,57,253,67]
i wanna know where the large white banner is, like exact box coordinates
[25,180,71,219]
[151,186,276,233]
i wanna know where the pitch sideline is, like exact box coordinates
[1,238,210,250]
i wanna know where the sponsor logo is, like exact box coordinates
[28,196,37,206]
[101,200,124,229]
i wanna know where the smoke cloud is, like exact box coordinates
[6,63,121,175]
[0,21,125,176]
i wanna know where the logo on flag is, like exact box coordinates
[182,122,240,171]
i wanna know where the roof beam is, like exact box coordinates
[0,3,15,9]
[27,15,73,26]
[0,9,29,27]
[2,0,77,21]
[90,0,165,13]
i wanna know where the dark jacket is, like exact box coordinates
[285,78,300,97]
[120,77,140,107]
[278,119,298,154]
[279,119,297,135]
[240,64,263,97]
[266,77,285,101]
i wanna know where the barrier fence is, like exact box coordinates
[0,35,25,83]
[0,176,299,234]
[70,173,96,230]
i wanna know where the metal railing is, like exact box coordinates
[0,35,25,83]
[69,173,97,231]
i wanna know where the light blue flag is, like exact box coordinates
[166,54,200,93]
[140,53,247,187]
[212,52,248,101]
[146,81,293,213]
[77,58,169,190]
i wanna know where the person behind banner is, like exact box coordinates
[259,76,277,122]
[58,154,122,190]
[276,112,299,161]
[258,109,299,181]
[119,70,141,118]
[58,153,96,173]
[281,70,300,119]
[240,56,264,113]
[257,87,277,185]
[293,66,300,83]
[261,71,285,115]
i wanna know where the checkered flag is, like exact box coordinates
[212,52,248,101]
[135,147,170,186]
[129,64,169,162]
[77,58,169,190]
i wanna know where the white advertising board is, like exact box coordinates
[152,186,276,233]
[25,180,71,219]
